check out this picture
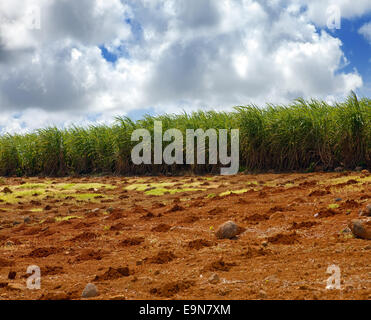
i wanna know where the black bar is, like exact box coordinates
[0,300,367,319]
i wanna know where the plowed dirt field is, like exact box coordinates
[0,171,370,300]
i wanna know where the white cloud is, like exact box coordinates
[359,22,371,44]
[133,1,363,112]
[292,0,371,26]
[0,0,368,133]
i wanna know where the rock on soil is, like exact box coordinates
[82,283,99,298]
[349,219,371,240]
[208,273,220,284]
[215,221,239,239]
[359,204,371,217]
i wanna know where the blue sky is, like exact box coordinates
[334,14,371,95]
[0,0,371,133]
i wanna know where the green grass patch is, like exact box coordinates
[17,183,50,189]
[0,187,109,203]
[328,204,340,209]
[145,187,202,196]
[55,215,81,222]
[58,183,116,190]
[219,189,249,197]
[0,189,47,204]
[125,182,175,191]
[0,182,116,204]
[126,182,203,196]
[320,175,371,186]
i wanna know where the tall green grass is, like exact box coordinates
[0,93,370,176]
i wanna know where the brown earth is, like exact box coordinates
[0,172,370,300]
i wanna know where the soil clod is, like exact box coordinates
[215,221,240,239]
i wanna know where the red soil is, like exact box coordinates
[0,172,370,300]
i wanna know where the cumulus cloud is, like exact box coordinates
[0,0,137,128]
[126,0,363,112]
[292,0,371,26]
[359,22,371,44]
[0,0,367,133]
